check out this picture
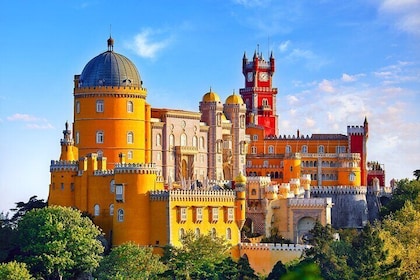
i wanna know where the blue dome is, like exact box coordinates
[79,39,141,88]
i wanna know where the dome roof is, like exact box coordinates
[202,89,221,102]
[225,93,244,105]
[235,172,247,184]
[78,38,141,88]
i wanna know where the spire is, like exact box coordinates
[107,36,114,52]
[270,51,274,59]
[243,51,247,59]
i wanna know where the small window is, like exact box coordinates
[61,183,64,190]
[117,209,124,222]
[195,207,203,222]
[127,132,134,144]
[70,183,74,192]
[251,189,257,195]
[94,204,100,216]
[156,134,162,146]
[227,208,234,222]
[109,204,114,216]
[251,146,257,154]
[226,228,232,240]
[116,184,124,202]
[76,101,80,114]
[127,101,133,113]
[349,172,356,182]
[110,179,115,193]
[195,228,200,237]
[75,131,80,144]
[212,207,219,222]
[301,145,308,153]
[96,131,104,144]
[285,145,292,154]
[96,100,104,112]
[192,136,198,147]
[169,134,174,147]
[127,151,133,159]
[263,160,269,167]
[180,207,187,222]
[181,134,187,146]
[253,134,258,141]
[200,137,205,149]
[268,145,274,154]
[318,145,325,154]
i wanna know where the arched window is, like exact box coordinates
[240,115,245,128]
[217,113,222,126]
[97,150,103,158]
[117,209,124,222]
[75,131,80,144]
[94,204,100,216]
[76,101,80,114]
[109,204,114,216]
[96,131,104,143]
[262,98,269,107]
[181,133,187,146]
[96,100,104,112]
[318,145,325,154]
[169,134,174,147]
[285,145,292,154]
[127,101,133,113]
[349,172,356,181]
[127,132,134,144]
[192,136,198,147]
[110,179,115,193]
[251,146,257,154]
[226,228,232,240]
[127,150,133,159]
[301,145,308,153]
[251,189,257,195]
[268,145,274,154]
[156,134,162,146]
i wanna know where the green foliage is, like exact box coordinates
[0,261,33,280]
[266,260,287,280]
[281,261,323,280]
[380,179,420,218]
[6,196,47,228]
[236,255,259,280]
[413,169,420,180]
[161,230,232,279]
[16,206,104,279]
[95,242,166,280]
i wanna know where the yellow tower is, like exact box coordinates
[283,153,301,183]
[73,37,151,168]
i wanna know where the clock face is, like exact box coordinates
[259,72,269,81]
[247,72,253,82]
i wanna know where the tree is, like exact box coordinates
[95,242,166,279]
[266,260,287,280]
[381,201,420,279]
[380,179,420,218]
[161,230,231,279]
[282,261,323,280]
[16,206,104,279]
[6,196,47,228]
[413,169,420,181]
[0,261,33,280]
[236,255,258,280]
[349,223,398,279]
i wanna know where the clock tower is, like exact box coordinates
[240,51,278,136]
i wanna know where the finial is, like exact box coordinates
[107,36,114,51]
[209,86,212,92]
[65,121,69,131]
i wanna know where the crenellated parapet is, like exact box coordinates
[240,242,311,252]
[93,170,114,176]
[50,160,78,172]
[347,125,365,135]
[288,197,332,207]
[311,185,367,195]
[114,163,160,174]
[149,189,236,202]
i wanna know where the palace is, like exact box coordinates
[48,37,384,274]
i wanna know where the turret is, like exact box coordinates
[234,172,246,230]
[59,122,78,161]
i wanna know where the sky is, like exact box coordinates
[1,0,419,213]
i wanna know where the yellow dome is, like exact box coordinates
[225,93,244,105]
[235,172,247,184]
[202,90,221,102]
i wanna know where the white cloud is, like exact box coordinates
[318,79,335,93]
[287,95,299,105]
[378,0,420,36]
[6,113,53,129]
[126,29,173,59]
[7,113,39,122]
[305,117,316,128]
[285,48,329,71]
[279,40,290,52]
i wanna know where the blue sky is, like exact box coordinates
[1,0,419,213]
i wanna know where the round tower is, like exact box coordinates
[283,153,301,183]
[234,172,247,230]
[73,38,151,168]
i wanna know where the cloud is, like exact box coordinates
[305,117,316,128]
[126,29,173,59]
[6,113,54,129]
[285,48,329,71]
[279,40,290,52]
[287,95,299,105]
[318,79,335,93]
[233,0,271,8]
[378,0,420,36]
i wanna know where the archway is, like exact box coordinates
[297,217,316,244]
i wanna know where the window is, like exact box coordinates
[179,207,187,222]
[76,101,80,114]
[169,134,174,147]
[156,134,161,146]
[96,131,104,144]
[61,183,64,190]
[75,131,80,144]
[227,208,234,222]
[318,145,325,154]
[262,98,269,107]
[94,204,100,216]
[97,150,103,158]
[200,137,205,149]
[157,152,161,161]
[116,184,124,202]
[96,100,104,112]
[247,160,252,167]
[349,172,356,181]
[127,151,133,159]
[70,183,74,192]
[181,133,187,146]
[110,179,115,193]
[127,132,134,144]
[195,207,203,222]
[251,146,257,154]
[192,136,198,147]
[109,204,114,216]
[263,160,269,167]
[336,146,346,153]
[212,207,219,222]
[217,113,222,126]
[117,209,124,222]
[251,189,257,195]
[127,101,133,113]
[301,145,308,153]
[226,228,232,240]
[253,134,258,141]
[285,145,292,154]
[268,145,274,154]
[240,115,245,128]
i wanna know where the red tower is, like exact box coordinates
[240,51,278,136]
[347,117,369,186]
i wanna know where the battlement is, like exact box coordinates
[311,185,367,195]
[239,242,311,252]
[265,185,279,193]
[149,189,236,202]
[93,170,114,176]
[114,163,160,174]
[50,160,78,172]
[347,125,365,135]
[247,176,271,185]
[74,85,146,93]
[288,197,332,207]
[239,87,278,94]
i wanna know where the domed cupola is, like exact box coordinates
[78,37,142,88]
[225,91,244,105]
[202,87,221,102]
